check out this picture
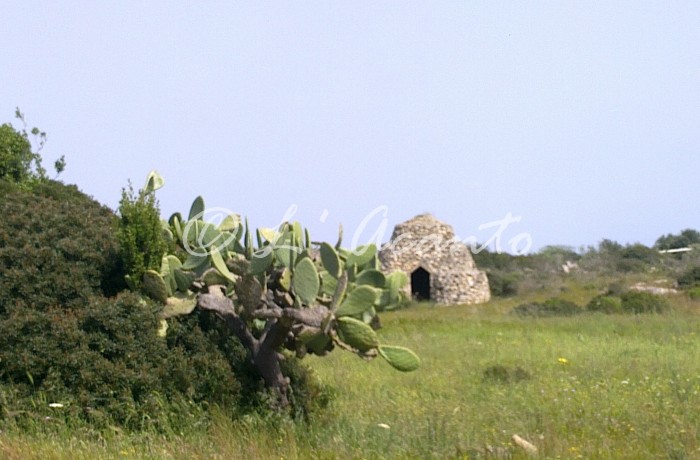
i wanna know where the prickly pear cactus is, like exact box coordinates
[129,175,420,402]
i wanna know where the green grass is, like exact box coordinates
[3,296,700,459]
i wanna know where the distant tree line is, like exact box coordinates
[654,229,700,251]
[474,229,700,298]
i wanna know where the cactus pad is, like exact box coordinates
[173,268,196,292]
[356,269,386,288]
[161,293,197,318]
[292,257,320,306]
[249,248,273,274]
[335,285,377,317]
[210,247,236,283]
[188,195,205,220]
[346,244,377,268]
[378,345,421,372]
[143,270,169,304]
[336,316,379,352]
[320,242,341,279]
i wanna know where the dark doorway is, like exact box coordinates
[411,267,431,300]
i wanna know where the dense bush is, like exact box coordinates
[619,292,669,314]
[677,266,700,288]
[688,286,700,300]
[472,247,527,271]
[605,281,627,296]
[0,292,277,429]
[0,110,65,187]
[164,308,330,419]
[0,179,125,311]
[0,180,328,429]
[655,229,700,251]
[0,122,34,183]
[514,293,668,317]
[586,295,623,314]
[585,292,668,315]
[582,242,662,273]
[117,182,169,290]
[512,297,583,317]
[0,294,329,430]
[486,270,519,297]
[614,244,660,272]
[0,293,197,429]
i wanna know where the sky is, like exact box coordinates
[2,2,699,253]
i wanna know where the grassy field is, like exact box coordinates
[2,293,700,459]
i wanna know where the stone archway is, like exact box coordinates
[411,267,431,300]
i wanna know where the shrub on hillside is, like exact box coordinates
[619,291,669,314]
[486,270,520,297]
[605,281,627,296]
[472,247,526,270]
[0,179,124,311]
[0,110,65,187]
[677,266,700,288]
[612,244,660,273]
[512,297,583,317]
[619,244,659,264]
[655,229,700,251]
[0,122,34,183]
[586,295,623,314]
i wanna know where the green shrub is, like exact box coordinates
[486,270,519,297]
[0,293,250,430]
[541,297,583,316]
[587,295,623,314]
[280,355,334,421]
[605,282,627,296]
[619,244,659,264]
[117,182,168,290]
[688,287,700,300]
[0,110,65,188]
[619,291,669,314]
[1,294,173,427]
[164,306,331,421]
[677,266,700,288]
[0,122,34,183]
[614,244,659,272]
[0,294,329,430]
[482,365,531,384]
[513,297,583,317]
[655,229,700,250]
[0,179,125,311]
[511,302,542,317]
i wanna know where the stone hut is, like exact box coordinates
[379,213,490,305]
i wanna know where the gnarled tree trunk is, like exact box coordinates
[197,290,330,408]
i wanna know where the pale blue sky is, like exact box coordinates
[2,2,698,252]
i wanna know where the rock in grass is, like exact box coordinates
[512,434,538,455]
